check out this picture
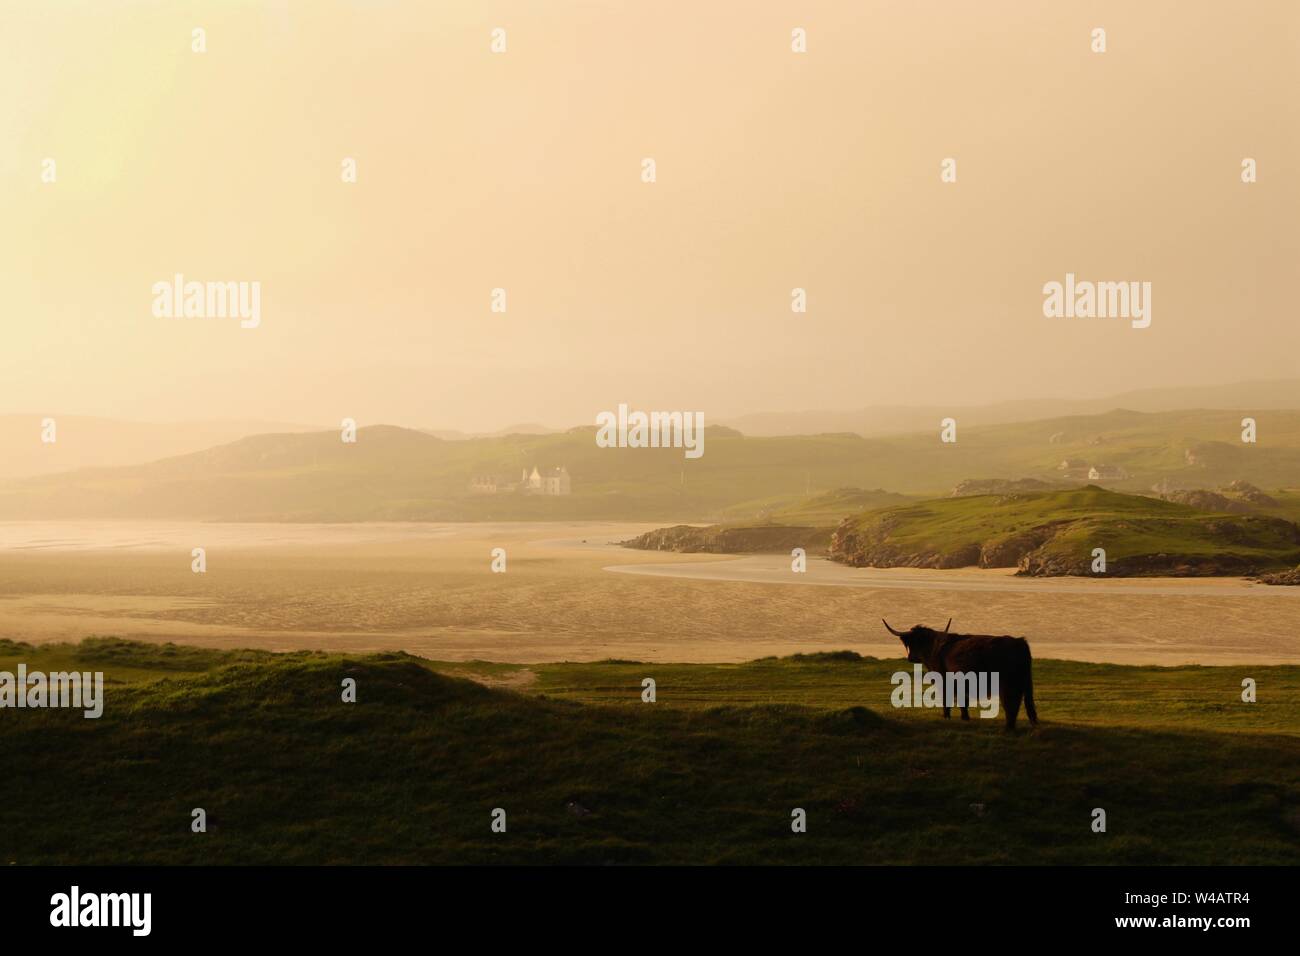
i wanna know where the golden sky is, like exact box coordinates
[3,1,1297,431]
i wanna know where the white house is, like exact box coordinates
[1087,464,1128,481]
[522,466,571,496]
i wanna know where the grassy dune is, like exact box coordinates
[829,486,1300,575]
[1,638,1296,865]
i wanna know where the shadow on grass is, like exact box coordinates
[1,648,1296,865]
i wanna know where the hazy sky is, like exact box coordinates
[3,1,1297,432]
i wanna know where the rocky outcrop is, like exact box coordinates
[831,520,1066,572]
[1257,565,1300,585]
[622,523,827,554]
[828,537,978,569]
[949,478,1058,497]
[1017,550,1268,577]
[828,512,972,568]
[1222,480,1278,508]
[978,526,1061,567]
[1156,481,1279,513]
[1158,489,1251,513]
[829,510,1300,578]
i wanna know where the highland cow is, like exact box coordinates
[882,618,1038,730]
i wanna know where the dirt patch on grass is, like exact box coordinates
[456,667,538,690]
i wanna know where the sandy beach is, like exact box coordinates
[0,520,1296,665]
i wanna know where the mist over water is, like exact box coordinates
[0,521,462,552]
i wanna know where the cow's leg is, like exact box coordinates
[960,706,970,720]
[1003,683,1023,731]
[943,705,951,719]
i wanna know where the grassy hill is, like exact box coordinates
[0,638,1295,865]
[622,488,911,554]
[843,407,1300,500]
[627,484,1300,571]
[721,486,910,524]
[2,408,1300,521]
[829,486,1300,576]
[0,414,323,480]
[621,522,829,554]
[0,425,872,522]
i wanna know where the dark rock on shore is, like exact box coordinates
[621,523,829,554]
[1017,551,1268,578]
[1256,565,1300,585]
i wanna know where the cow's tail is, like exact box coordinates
[1021,640,1038,725]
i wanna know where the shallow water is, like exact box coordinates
[0,521,1296,665]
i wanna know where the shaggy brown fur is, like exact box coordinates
[883,619,1038,730]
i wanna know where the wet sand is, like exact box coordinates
[0,521,1296,665]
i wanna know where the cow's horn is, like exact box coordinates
[882,618,905,637]
[943,618,952,632]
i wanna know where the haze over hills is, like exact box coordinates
[3,404,1300,523]
[720,379,1300,437]
[0,415,326,480]
[9,380,1300,482]
[421,423,557,441]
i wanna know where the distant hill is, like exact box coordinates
[722,379,1300,437]
[851,407,1300,498]
[422,422,556,440]
[0,415,323,480]
[0,424,878,522]
[3,407,1300,522]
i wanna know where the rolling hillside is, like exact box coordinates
[622,488,911,554]
[1,408,1298,522]
[722,378,1300,437]
[828,486,1300,577]
[0,415,323,479]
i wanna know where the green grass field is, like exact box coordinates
[1,637,1296,865]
